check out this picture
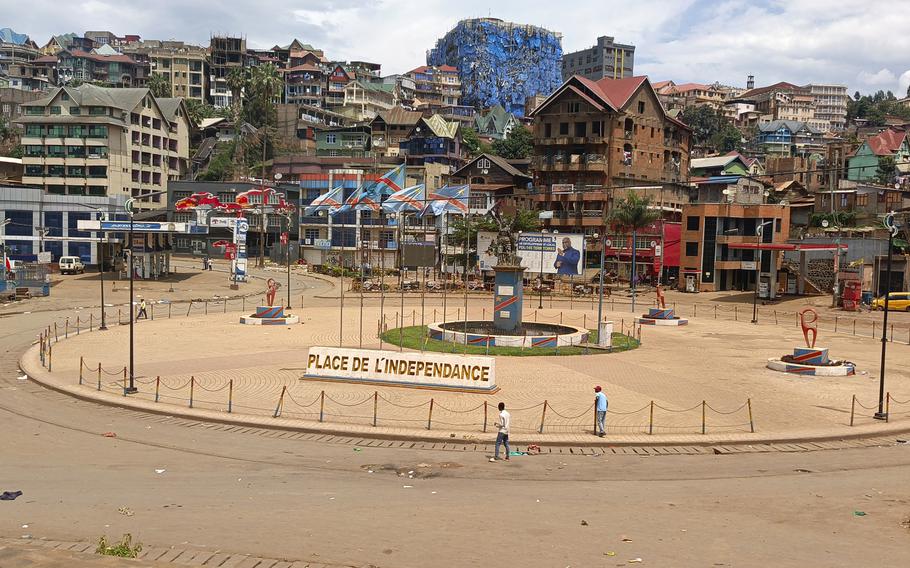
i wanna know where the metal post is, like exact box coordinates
[747,398,754,433]
[850,394,855,426]
[79,356,84,384]
[227,379,233,413]
[319,390,325,422]
[483,400,488,432]
[631,229,637,313]
[286,215,292,309]
[875,223,895,421]
[372,390,378,426]
[427,398,434,430]
[189,376,194,408]
[273,385,286,417]
[701,400,706,434]
[155,376,160,402]
[126,213,136,393]
[649,400,654,435]
[539,400,548,434]
[122,366,127,395]
[886,392,890,422]
[99,228,108,330]
[97,363,101,391]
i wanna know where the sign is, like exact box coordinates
[551,184,574,193]
[517,232,585,275]
[655,245,662,258]
[209,217,236,228]
[741,261,757,270]
[304,347,496,391]
[477,231,498,271]
[78,220,209,234]
[280,232,289,245]
[232,218,248,282]
[124,198,135,215]
[759,280,770,299]
[37,251,52,264]
[314,239,332,250]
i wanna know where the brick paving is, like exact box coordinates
[29,291,910,446]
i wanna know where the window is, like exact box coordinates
[25,165,43,175]
[574,122,587,137]
[559,122,569,135]
[567,102,580,113]
[90,106,107,116]
[326,134,336,144]
[685,242,698,256]
[544,123,552,138]
[686,216,699,231]
[304,229,320,242]
[50,106,61,115]
[25,125,42,137]
[856,194,869,206]
[638,101,645,113]
[839,194,848,207]
[70,107,80,115]
[775,219,782,233]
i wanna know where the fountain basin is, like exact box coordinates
[427,320,589,348]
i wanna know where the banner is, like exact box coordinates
[517,232,585,275]
[304,346,496,391]
[232,218,249,282]
[477,231,498,271]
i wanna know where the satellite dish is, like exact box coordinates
[763,190,770,197]
[274,172,283,180]
[722,189,733,195]
[895,183,901,190]
[821,220,829,228]
[780,199,790,205]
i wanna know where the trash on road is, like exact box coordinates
[580,520,588,526]
[102,432,117,438]
[853,511,867,516]
[628,558,643,563]
[154,469,166,474]
[1,491,23,501]
[353,447,362,452]
[117,507,134,517]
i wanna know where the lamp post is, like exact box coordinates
[97,211,108,330]
[875,213,901,420]
[538,229,547,309]
[595,232,606,340]
[752,220,772,324]
[125,200,137,394]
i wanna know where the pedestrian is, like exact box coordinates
[490,402,510,462]
[594,386,608,437]
[137,298,148,320]
[207,256,213,270]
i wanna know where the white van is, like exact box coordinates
[58,256,85,275]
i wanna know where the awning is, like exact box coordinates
[727,243,848,252]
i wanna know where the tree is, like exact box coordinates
[184,99,218,127]
[244,64,282,128]
[461,127,491,156]
[146,73,171,99]
[876,155,898,185]
[491,124,533,159]
[711,122,744,153]
[680,105,727,153]
[607,190,660,309]
[225,68,247,121]
[197,141,236,181]
[447,209,540,268]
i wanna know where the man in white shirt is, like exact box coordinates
[490,402,511,462]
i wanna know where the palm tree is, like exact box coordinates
[225,68,247,121]
[147,73,171,99]
[246,64,282,127]
[607,190,660,312]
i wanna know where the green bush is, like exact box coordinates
[96,533,142,558]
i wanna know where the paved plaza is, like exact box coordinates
[32,288,910,444]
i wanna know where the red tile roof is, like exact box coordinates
[578,75,648,109]
[67,49,137,64]
[408,64,459,75]
[867,128,907,156]
[284,63,322,73]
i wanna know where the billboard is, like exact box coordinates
[517,232,585,275]
[401,243,436,268]
[477,231,498,271]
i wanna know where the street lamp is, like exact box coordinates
[595,232,606,342]
[875,212,902,420]
[73,203,114,331]
[752,220,773,324]
[538,229,547,309]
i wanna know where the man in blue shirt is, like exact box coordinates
[554,237,580,275]
[594,385,608,437]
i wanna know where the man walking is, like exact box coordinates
[137,298,148,320]
[490,402,511,462]
[594,386,608,437]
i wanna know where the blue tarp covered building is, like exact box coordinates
[427,18,562,117]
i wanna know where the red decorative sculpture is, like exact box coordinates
[266,278,278,307]
[799,308,818,348]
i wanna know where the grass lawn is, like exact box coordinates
[380,326,639,356]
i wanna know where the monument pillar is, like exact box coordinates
[492,266,526,332]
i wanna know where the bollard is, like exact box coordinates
[560,312,563,324]
[457,308,461,320]
[890,324,894,342]
[483,308,486,319]
[583,313,587,328]
[372,391,378,427]
[76,316,80,335]
[65,318,69,339]
[155,376,160,402]
[539,400,548,434]
[872,321,876,337]
[734,306,738,321]
[122,367,127,395]
[186,301,193,317]
[79,356,84,384]
[118,308,122,325]
[649,401,654,435]
[748,398,754,433]
[151,304,154,320]
[483,400,488,433]
[774,310,778,325]
[47,344,52,372]
[205,300,208,315]
[701,400,706,434]
[534,310,538,323]
[850,395,856,426]
[189,376,194,408]
[853,319,856,336]
[97,363,101,391]
[834,316,838,333]
[223,300,227,314]
[319,390,325,422]
[714,305,717,319]
[433,308,436,321]
[242,297,246,312]
[90,313,93,331]
[273,385,286,417]
[168,303,172,319]
[227,379,233,413]
[886,392,891,422]
[427,398,434,430]
[694,304,697,318]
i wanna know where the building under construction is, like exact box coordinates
[209,35,248,108]
[427,18,562,117]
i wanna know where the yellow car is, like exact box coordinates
[872,292,910,311]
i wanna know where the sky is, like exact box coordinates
[3,0,909,96]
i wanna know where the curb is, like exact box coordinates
[19,343,910,449]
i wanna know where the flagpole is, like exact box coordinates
[339,251,344,348]
[359,241,364,349]
[463,208,470,354]
[441,212,448,325]
[398,211,405,352]
[420,214,427,351]
[379,215,386,349]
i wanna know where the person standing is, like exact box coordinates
[594,386,608,437]
[490,402,511,462]
[137,298,148,320]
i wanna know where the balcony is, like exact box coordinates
[716,234,760,244]
[714,260,745,270]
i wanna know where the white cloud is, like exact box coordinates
[3,0,908,94]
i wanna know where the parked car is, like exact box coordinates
[58,256,86,275]
[871,292,910,311]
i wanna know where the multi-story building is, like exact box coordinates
[324,62,382,110]
[123,40,209,103]
[315,125,372,158]
[55,49,149,87]
[208,36,249,108]
[406,65,461,108]
[757,120,825,157]
[40,34,93,56]
[807,83,848,132]
[0,87,43,124]
[0,32,44,91]
[529,75,692,238]
[382,74,416,108]
[283,64,323,107]
[399,114,464,170]
[473,104,519,141]
[339,80,395,122]
[17,84,192,209]
[561,35,634,81]
[83,31,140,49]
[847,128,910,183]
[427,18,563,117]
[654,82,727,111]
[370,108,423,157]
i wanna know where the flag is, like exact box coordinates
[382,184,425,214]
[374,164,406,197]
[303,186,344,215]
[331,181,381,215]
[420,184,469,217]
